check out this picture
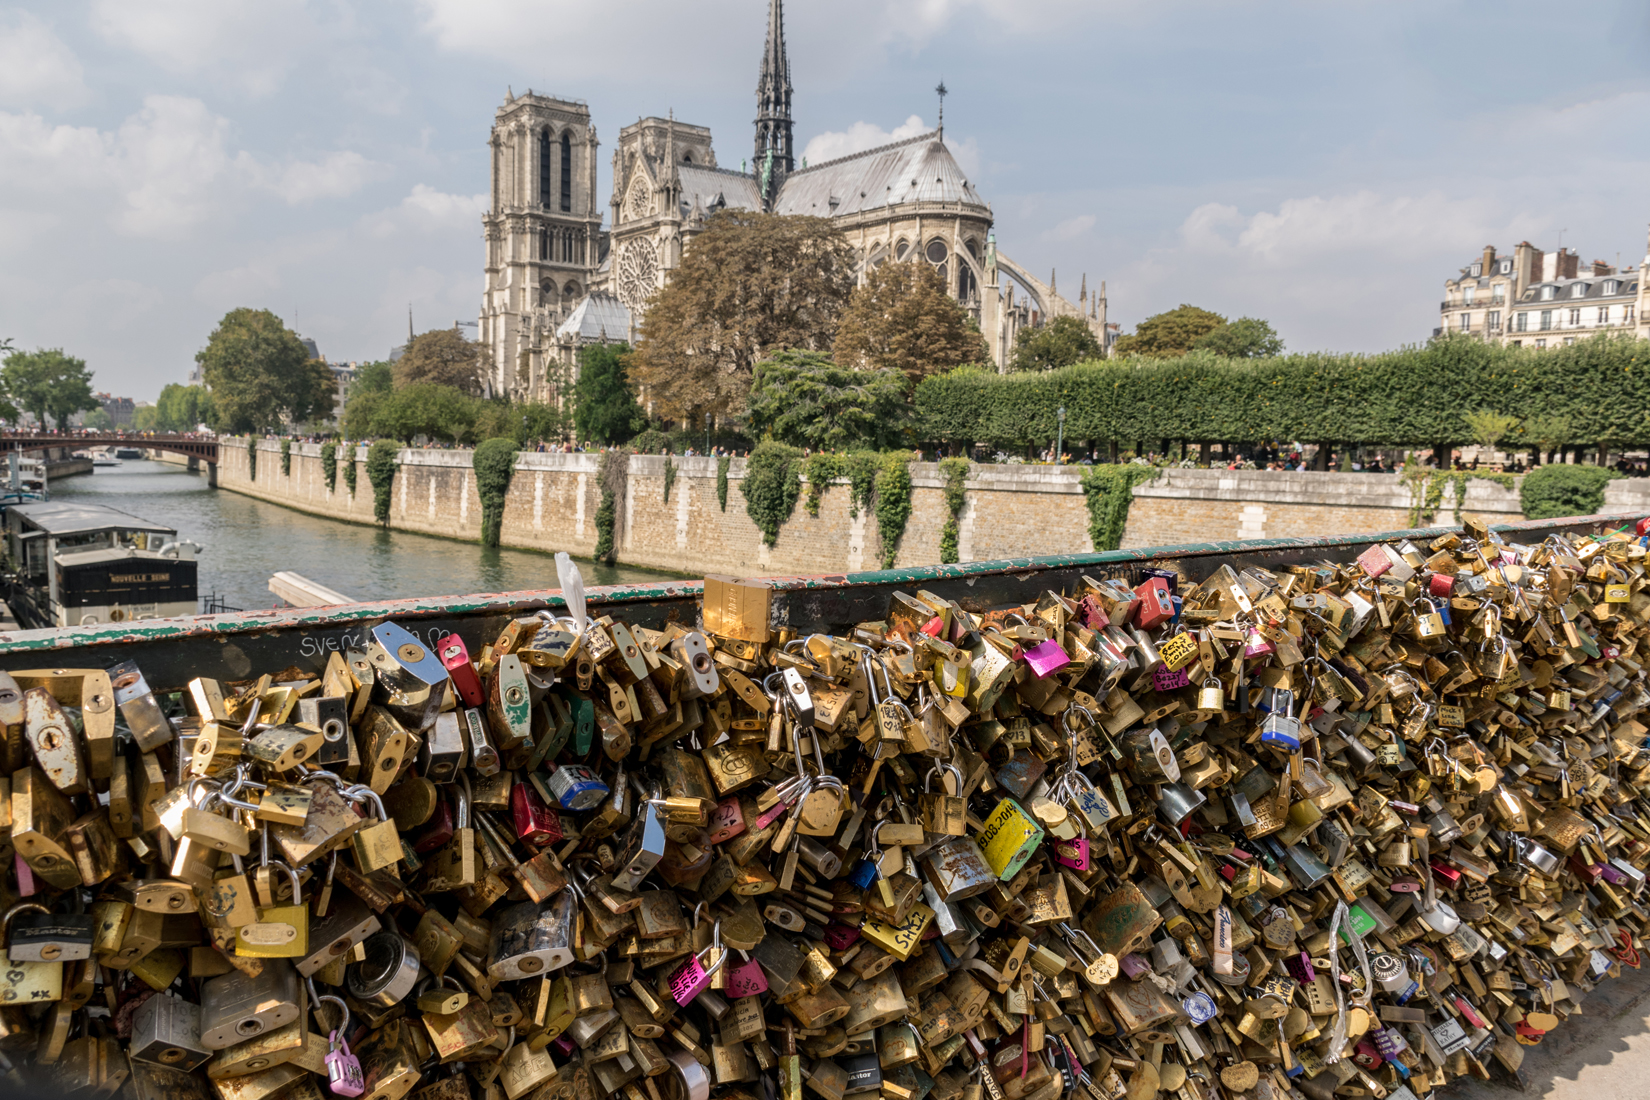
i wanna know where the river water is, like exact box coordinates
[49,461,679,614]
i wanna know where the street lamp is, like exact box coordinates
[705,412,712,456]
[1055,406,1066,465]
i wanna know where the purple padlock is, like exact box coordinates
[1153,665,1191,692]
[1023,639,1071,679]
[1283,951,1315,984]
[326,1031,364,1098]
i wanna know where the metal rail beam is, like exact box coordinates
[0,512,1638,692]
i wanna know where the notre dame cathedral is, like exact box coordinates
[478,0,1109,401]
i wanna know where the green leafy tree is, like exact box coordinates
[476,401,567,448]
[1112,304,1227,359]
[342,390,386,439]
[370,384,481,444]
[131,406,162,432]
[350,361,393,400]
[1522,414,1572,465]
[1192,317,1284,359]
[574,342,645,445]
[82,407,113,431]
[747,351,909,451]
[631,211,856,420]
[195,309,334,432]
[0,348,89,427]
[1462,409,1521,456]
[834,262,988,383]
[392,331,487,395]
[155,383,217,433]
[1010,315,1104,371]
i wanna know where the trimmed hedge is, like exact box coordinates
[913,335,1650,451]
[1520,464,1620,520]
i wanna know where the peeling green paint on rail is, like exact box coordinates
[1,511,1640,692]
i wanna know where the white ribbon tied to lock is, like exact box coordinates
[1325,900,1373,1064]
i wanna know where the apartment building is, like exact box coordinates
[1438,235,1649,347]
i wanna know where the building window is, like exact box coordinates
[1500,260,1511,274]
[1470,263,1482,277]
[1564,337,1576,345]
[1488,310,1500,330]
[1540,310,1553,330]
[1628,306,1637,324]
[1492,284,1505,302]
[1572,283,1587,298]
[1536,339,1547,348]
[1459,313,1471,332]
[1598,306,1611,325]
[1568,308,1581,326]
[538,129,552,208]
[1541,286,1555,300]
[1515,312,1528,332]
[1605,280,1619,294]
[560,132,572,212]
[1462,286,1475,304]
[541,229,549,261]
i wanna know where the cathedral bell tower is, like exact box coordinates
[754,0,793,210]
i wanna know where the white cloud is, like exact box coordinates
[802,114,930,165]
[89,0,320,96]
[0,12,89,108]
[362,185,487,239]
[1043,214,1095,242]
[270,151,383,204]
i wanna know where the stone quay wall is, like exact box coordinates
[215,442,1650,574]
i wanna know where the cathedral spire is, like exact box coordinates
[755,0,793,210]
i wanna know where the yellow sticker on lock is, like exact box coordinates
[976,798,1045,881]
[859,902,935,961]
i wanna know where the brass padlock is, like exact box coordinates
[920,764,967,837]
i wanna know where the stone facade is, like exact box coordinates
[218,445,1650,578]
[480,0,1108,391]
[1439,235,1649,347]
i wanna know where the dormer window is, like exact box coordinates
[1500,260,1511,274]
[1470,263,1482,277]
[1572,283,1587,298]
[1541,286,1556,300]
[1605,280,1620,295]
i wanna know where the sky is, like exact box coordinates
[2,1,1649,403]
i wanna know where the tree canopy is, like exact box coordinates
[154,384,216,433]
[833,261,988,384]
[351,361,393,399]
[1,348,91,428]
[629,211,855,421]
[1112,304,1227,359]
[195,309,335,432]
[1010,315,1104,371]
[746,350,909,451]
[1191,317,1284,359]
[393,331,488,395]
[574,342,645,445]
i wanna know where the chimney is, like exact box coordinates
[1559,249,1579,280]
[1514,242,1537,299]
[1481,245,1495,275]
[1593,259,1613,276]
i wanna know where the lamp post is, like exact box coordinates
[705,412,712,456]
[1055,406,1066,465]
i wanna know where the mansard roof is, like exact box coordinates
[676,164,762,217]
[774,132,986,218]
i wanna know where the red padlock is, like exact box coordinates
[510,781,565,847]
[1133,576,1175,629]
[1428,573,1454,598]
[437,634,484,708]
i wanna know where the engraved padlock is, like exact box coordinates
[108,660,172,753]
[464,708,500,777]
[420,710,466,783]
[1197,677,1225,712]
[238,838,309,959]
[199,960,302,1050]
[487,890,576,981]
[130,993,213,1070]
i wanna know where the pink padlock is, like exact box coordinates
[1357,544,1393,578]
[705,798,746,845]
[14,853,34,897]
[1243,628,1274,658]
[326,1031,365,1097]
[1133,577,1175,629]
[1152,666,1191,692]
[724,958,770,998]
[1428,573,1454,598]
[665,921,725,1006]
[1055,837,1089,872]
[1022,639,1071,679]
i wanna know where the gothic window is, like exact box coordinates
[560,132,572,212]
[959,263,977,301]
[937,263,947,289]
[539,129,552,208]
[894,239,909,261]
[965,238,981,261]
[617,240,659,309]
[625,179,652,221]
[564,281,581,298]
[925,239,949,264]
[682,152,693,164]
[541,280,554,305]
[540,229,550,261]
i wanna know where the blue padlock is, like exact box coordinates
[847,857,879,890]
[546,763,609,811]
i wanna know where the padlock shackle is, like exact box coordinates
[455,774,472,828]
[344,784,388,822]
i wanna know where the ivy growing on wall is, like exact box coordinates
[872,452,914,569]
[366,440,399,525]
[594,449,628,565]
[343,446,357,496]
[716,456,730,512]
[320,441,337,493]
[1401,467,1519,527]
[1079,465,1160,552]
[740,442,803,547]
[280,437,292,477]
[938,457,971,564]
[662,456,677,503]
[801,453,844,517]
[246,437,257,481]
[473,438,518,548]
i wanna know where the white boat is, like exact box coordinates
[92,452,122,468]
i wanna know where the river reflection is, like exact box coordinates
[50,461,680,613]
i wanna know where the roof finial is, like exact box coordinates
[935,80,948,139]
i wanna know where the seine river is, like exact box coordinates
[50,461,678,614]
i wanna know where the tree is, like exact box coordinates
[369,384,481,444]
[833,262,989,384]
[747,350,909,451]
[155,384,216,433]
[574,342,645,445]
[1523,414,1572,465]
[629,211,855,420]
[1112,304,1227,358]
[132,406,162,432]
[476,401,568,448]
[1,348,90,428]
[1010,315,1104,371]
[195,309,335,432]
[392,331,487,395]
[1462,409,1520,457]
[1192,317,1283,359]
[82,407,113,431]
[351,361,393,399]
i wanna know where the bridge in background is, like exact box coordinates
[0,433,219,465]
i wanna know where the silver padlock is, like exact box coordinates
[131,993,213,1070]
[420,711,466,784]
[608,800,667,892]
[366,621,449,730]
[487,890,576,981]
[669,632,721,698]
[199,959,301,1050]
[109,660,172,752]
[464,708,499,776]
[346,928,425,1007]
[296,695,351,766]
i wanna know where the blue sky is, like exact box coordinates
[2,1,1648,402]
